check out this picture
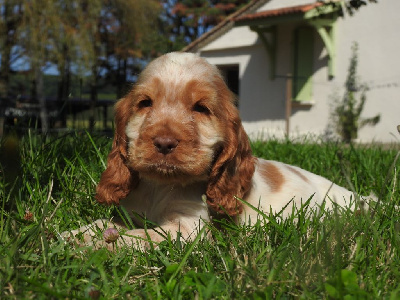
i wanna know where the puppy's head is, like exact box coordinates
[96,52,255,215]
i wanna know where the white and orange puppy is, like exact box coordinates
[64,52,368,249]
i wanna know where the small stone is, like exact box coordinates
[88,288,101,299]
[397,125,400,134]
[24,210,34,222]
[103,228,119,243]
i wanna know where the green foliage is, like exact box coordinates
[0,1,160,104]
[325,269,369,299]
[345,0,378,15]
[331,43,380,143]
[1,133,399,298]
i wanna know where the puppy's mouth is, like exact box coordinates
[136,159,208,184]
[152,161,180,175]
[139,164,188,183]
[128,142,213,183]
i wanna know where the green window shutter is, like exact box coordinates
[293,27,314,102]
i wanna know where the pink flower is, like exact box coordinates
[103,228,119,243]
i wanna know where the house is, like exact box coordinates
[184,0,400,143]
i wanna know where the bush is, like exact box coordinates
[330,43,380,143]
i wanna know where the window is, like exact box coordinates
[218,65,240,105]
[293,27,314,102]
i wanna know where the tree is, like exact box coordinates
[7,0,159,132]
[19,0,65,133]
[160,0,250,50]
[84,0,160,129]
[0,1,24,136]
[99,0,161,98]
[0,1,23,99]
[51,0,103,127]
[330,43,380,143]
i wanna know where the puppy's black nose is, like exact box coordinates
[153,136,179,155]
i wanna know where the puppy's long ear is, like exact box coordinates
[206,90,256,216]
[95,97,139,205]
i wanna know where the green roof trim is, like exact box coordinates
[304,2,342,19]
[235,1,342,78]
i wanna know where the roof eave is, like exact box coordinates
[235,13,305,27]
[235,1,342,28]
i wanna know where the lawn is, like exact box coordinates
[1,132,399,299]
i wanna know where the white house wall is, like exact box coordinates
[202,26,259,51]
[198,0,400,143]
[332,0,400,142]
[289,22,333,140]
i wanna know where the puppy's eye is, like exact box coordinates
[193,103,210,115]
[137,98,153,109]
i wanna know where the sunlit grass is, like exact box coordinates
[1,132,399,298]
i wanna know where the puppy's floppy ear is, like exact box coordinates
[206,90,256,216]
[95,96,139,205]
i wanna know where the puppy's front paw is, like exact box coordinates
[60,219,109,247]
[60,229,96,247]
[60,221,158,251]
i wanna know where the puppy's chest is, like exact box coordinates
[119,182,207,226]
[120,189,170,225]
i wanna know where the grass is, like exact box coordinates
[0,131,399,299]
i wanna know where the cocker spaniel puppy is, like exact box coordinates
[64,52,368,250]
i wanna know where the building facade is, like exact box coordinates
[185,0,400,143]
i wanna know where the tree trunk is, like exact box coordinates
[116,58,128,99]
[0,45,10,136]
[0,2,15,99]
[35,67,48,133]
[57,55,70,128]
[0,4,13,138]
[89,67,98,131]
[0,40,11,100]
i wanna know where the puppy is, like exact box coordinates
[63,52,369,250]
